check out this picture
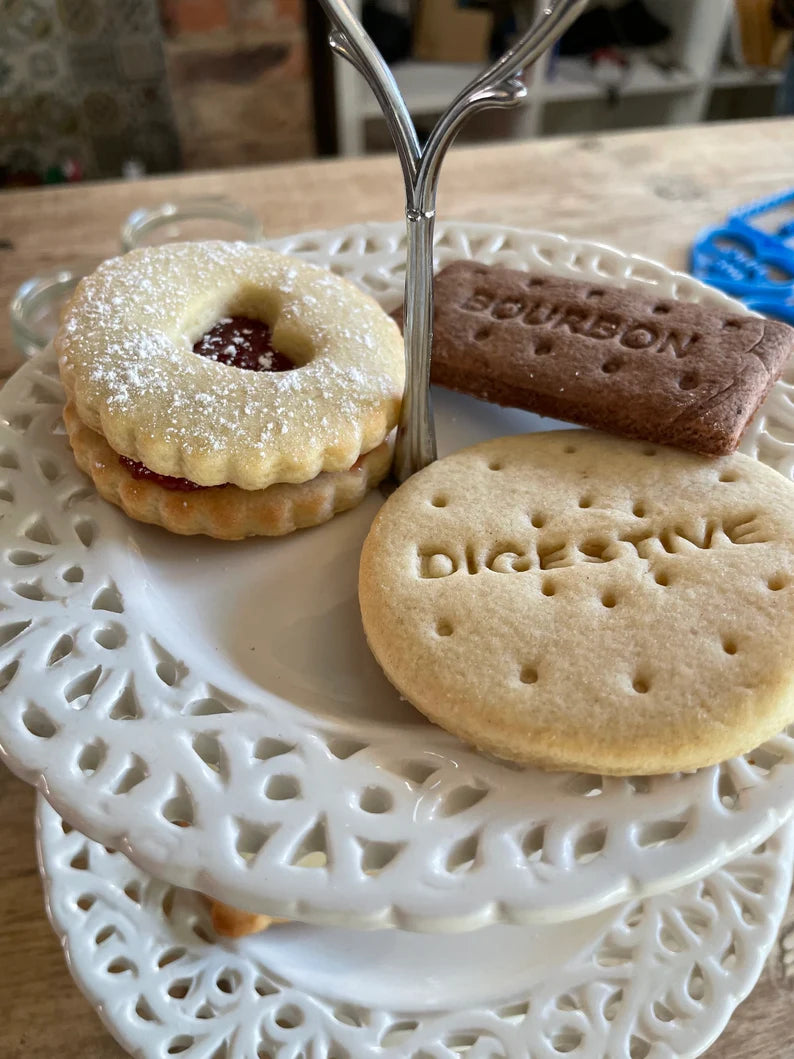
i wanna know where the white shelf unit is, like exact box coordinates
[333,0,783,155]
[540,54,698,102]
[357,61,483,120]
[711,64,783,89]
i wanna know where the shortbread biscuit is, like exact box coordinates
[65,403,392,539]
[359,431,794,774]
[210,900,286,938]
[56,242,404,489]
[394,260,794,456]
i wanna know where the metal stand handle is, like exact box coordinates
[318,0,589,481]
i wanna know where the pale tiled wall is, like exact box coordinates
[159,0,314,169]
[0,0,181,182]
[0,0,314,185]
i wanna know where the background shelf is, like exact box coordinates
[712,65,783,89]
[541,55,697,102]
[334,0,786,155]
[358,61,482,119]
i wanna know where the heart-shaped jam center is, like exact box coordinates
[120,317,296,488]
[192,315,295,373]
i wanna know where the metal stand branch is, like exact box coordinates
[319,0,589,482]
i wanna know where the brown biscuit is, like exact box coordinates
[63,401,393,539]
[397,260,794,456]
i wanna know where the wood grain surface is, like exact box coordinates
[2,118,794,1057]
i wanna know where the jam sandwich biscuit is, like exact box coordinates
[56,242,405,537]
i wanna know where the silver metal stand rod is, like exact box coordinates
[318,0,590,481]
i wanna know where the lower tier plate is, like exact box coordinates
[38,795,794,1059]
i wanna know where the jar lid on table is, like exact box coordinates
[120,196,263,252]
[9,261,101,361]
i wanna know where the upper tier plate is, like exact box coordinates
[2,222,794,931]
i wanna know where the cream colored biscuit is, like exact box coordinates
[55,242,404,489]
[210,900,287,938]
[64,402,392,539]
[359,431,794,775]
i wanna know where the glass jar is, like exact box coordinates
[9,261,102,360]
[8,198,263,365]
[120,196,263,252]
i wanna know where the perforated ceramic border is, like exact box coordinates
[3,222,794,931]
[38,798,794,1059]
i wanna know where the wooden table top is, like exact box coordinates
[2,118,794,1057]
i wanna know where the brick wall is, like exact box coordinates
[159,0,315,169]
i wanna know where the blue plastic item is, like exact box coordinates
[729,187,794,251]
[743,294,794,326]
[689,188,794,328]
[690,222,794,301]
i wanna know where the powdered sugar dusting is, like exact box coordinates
[55,241,404,487]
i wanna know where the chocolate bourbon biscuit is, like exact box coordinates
[397,260,794,455]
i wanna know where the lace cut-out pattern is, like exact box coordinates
[37,799,794,1059]
[1,222,794,931]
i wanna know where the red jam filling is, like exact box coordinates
[192,315,295,373]
[118,456,210,492]
[119,316,295,489]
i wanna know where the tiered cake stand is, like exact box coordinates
[4,223,794,1058]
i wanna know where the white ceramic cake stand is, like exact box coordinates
[3,222,794,932]
[38,797,794,1059]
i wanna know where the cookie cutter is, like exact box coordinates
[743,294,794,326]
[690,187,794,317]
[319,0,589,482]
[730,187,794,251]
[691,223,794,301]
